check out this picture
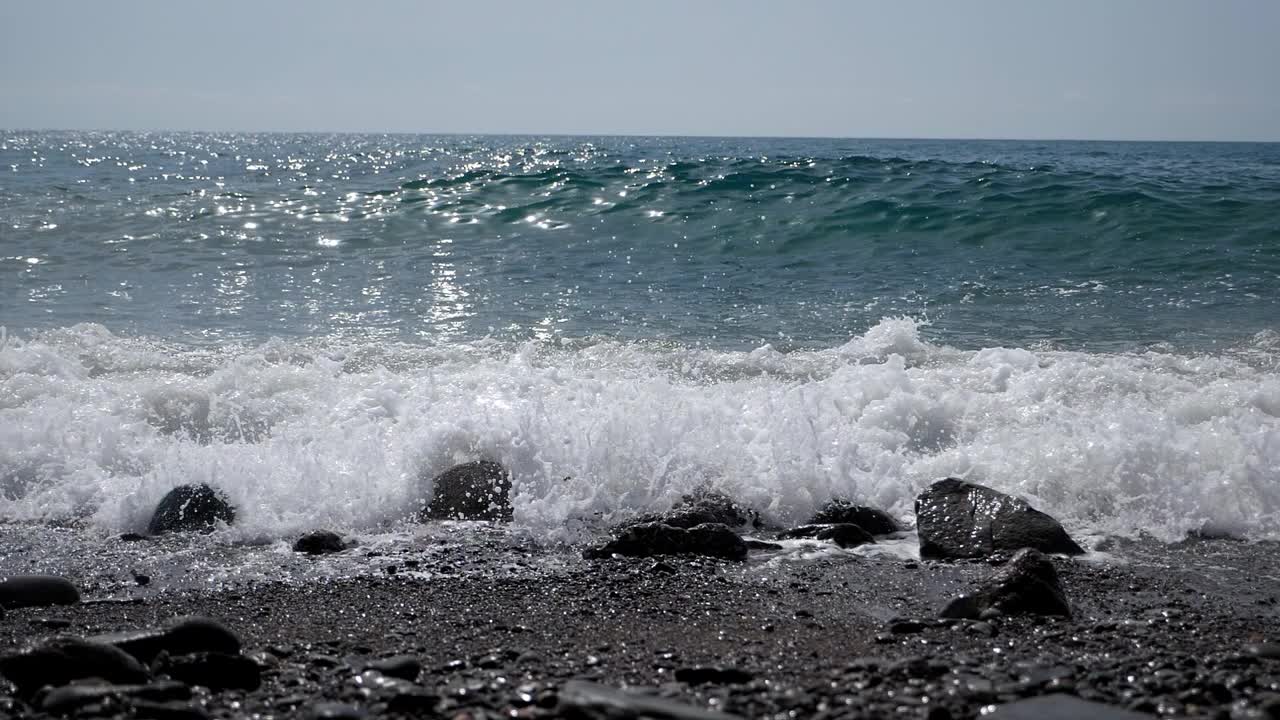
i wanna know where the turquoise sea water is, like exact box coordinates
[1,133,1279,554]
[3,133,1279,350]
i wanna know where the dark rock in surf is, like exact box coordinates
[147,484,236,535]
[0,638,149,695]
[93,616,241,664]
[636,489,762,531]
[778,523,876,548]
[915,478,1084,560]
[154,651,262,691]
[940,548,1072,620]
[744,539,783,551]
[293,530,347,555]
[985,694,1154,719]
[0,574,80,609]
[584,522,748,561]
[809,500,899,535]
[420,460,513,522]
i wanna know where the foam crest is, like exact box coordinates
[1,319,1278,543]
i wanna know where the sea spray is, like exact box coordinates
[1,319,1277,543]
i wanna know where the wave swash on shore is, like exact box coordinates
[3,318,1277,551]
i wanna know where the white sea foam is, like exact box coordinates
[1,318,1278,544]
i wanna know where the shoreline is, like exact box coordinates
[3,534,1278,718]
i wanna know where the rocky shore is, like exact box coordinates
[1,472,1278,719]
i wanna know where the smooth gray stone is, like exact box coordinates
[916,477,1085,559]
[559,680,744,720]
[0,574,80,609]
[987,694,1153,719]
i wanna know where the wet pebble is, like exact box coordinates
[0,574,81,609]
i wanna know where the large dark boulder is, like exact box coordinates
[940,548,1072,620]
[419,460,513,522]
[809,500,899,535]
[584,522,749,561]
[915,478,1084,559]
[0,638,149,695]
[147,484,236,535]
[0,575,80,609]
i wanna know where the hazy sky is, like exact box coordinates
[2,0,1277,141]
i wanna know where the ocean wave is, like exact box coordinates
[2,319,1277,543]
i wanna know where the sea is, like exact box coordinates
[1,132,1279,586]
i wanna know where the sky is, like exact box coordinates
[1,0,1278,141]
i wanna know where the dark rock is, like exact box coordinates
[420,460,513,522]
[134,573,151,586]
[558,679,744,719]
[940,548,1072,620]
[584,522,748,561]
[155,651,261,691]
[648,560,677,574]
[94,616,241,664]
[0,574,80,609]
[147,484,236,535]
[364,655,421,681]
[120,533,149,542]
[0,638,149,695]
[32,617,72,629]
[635,489,761,530]
[777,523,875,548]
[744,539,783,551]
[809,500,899,534]
[674,666,754,685]
[986,694,1154,719]
[293,530,347,555]
[915,478,1085,559]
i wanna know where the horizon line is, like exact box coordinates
[2,126,1279,145]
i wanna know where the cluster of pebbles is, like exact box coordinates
[2,462,1278,719]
